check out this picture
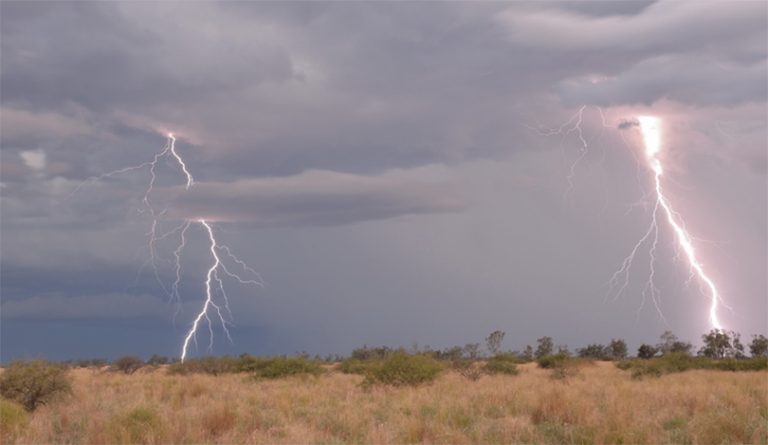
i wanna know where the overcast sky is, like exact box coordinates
[2,1,766,361]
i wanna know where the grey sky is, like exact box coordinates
[1,1,766,361]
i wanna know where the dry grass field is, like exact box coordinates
[1,361,766,444]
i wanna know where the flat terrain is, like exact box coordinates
[3,362,767,444]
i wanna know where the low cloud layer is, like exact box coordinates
[167,167,464,226]
[1,294,168,320]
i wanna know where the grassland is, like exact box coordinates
[2,361,766,444]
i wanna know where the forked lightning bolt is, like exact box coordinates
[74,133,262,361]
[529,109,728,330]
[608,117,726,330]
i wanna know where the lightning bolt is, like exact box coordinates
[608,116,727,330]
[73,133,263,361]
[529,108,728,330]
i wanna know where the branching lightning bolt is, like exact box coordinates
[74,133,263,361]
[529,108,729,330]
[608,116,727,330]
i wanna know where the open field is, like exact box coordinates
[2,362,766,444]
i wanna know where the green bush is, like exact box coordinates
[0,398,29,440]
[617,353,767,378]
[364,353,443,386]
[484,354,520,376]
[631,364,662,380]
[708,356,767,371]
[536,352,570,369]
[338,358,376,375]
[0,360,72,411]
[249,357,323,379]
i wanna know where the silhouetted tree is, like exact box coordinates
[657,331,692,356]
[637,344,658,359]
[522,345,534,361]
[698,330,743,359]
[749,335,768,357]
[485,330,505,356]
[577,344,607,359]
[607,339,628,360]
[463,343,481,360]
[535,337,554,359]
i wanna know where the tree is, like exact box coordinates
[698,330,743,359]
[657,331,692,356]
[0,360,71,411]
[535,336,554,359]
[577,344,607,359]
[607,339,628,360]
[485,330,505,356]
[749,334,768,357]
[522,345,534,361]
[463,343,481,360]
[637,344,658,359]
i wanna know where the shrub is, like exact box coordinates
[113,356,144,374]
[452,359,483,381]
[364,353,443,386]
[484,354,520,376]
[536,352,570,369]
[249,357,323,379]
[0,360,72,411]
[616,352,766,377]
[338,358,375,375]
[0,398,29,440]
[146,354,170,366]
[350,346,395,361]
[73,358,108,368]
[631,363,662,380]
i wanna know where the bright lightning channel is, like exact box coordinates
[609,117,725,330]
[75,133,262,361]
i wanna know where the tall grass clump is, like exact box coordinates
[167,356,240,375]
[108,406,165,444]
[0,399,29,441]
[0,360,71,411]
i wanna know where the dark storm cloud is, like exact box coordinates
[3,1,764,184]
[1,1,766,360]
[166,167,464,227]
[1,294,168,320]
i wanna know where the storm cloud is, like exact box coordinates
[1,1,765,361]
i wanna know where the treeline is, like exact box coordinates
[24,328,768,373]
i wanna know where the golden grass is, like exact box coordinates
[2,362,766,444]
